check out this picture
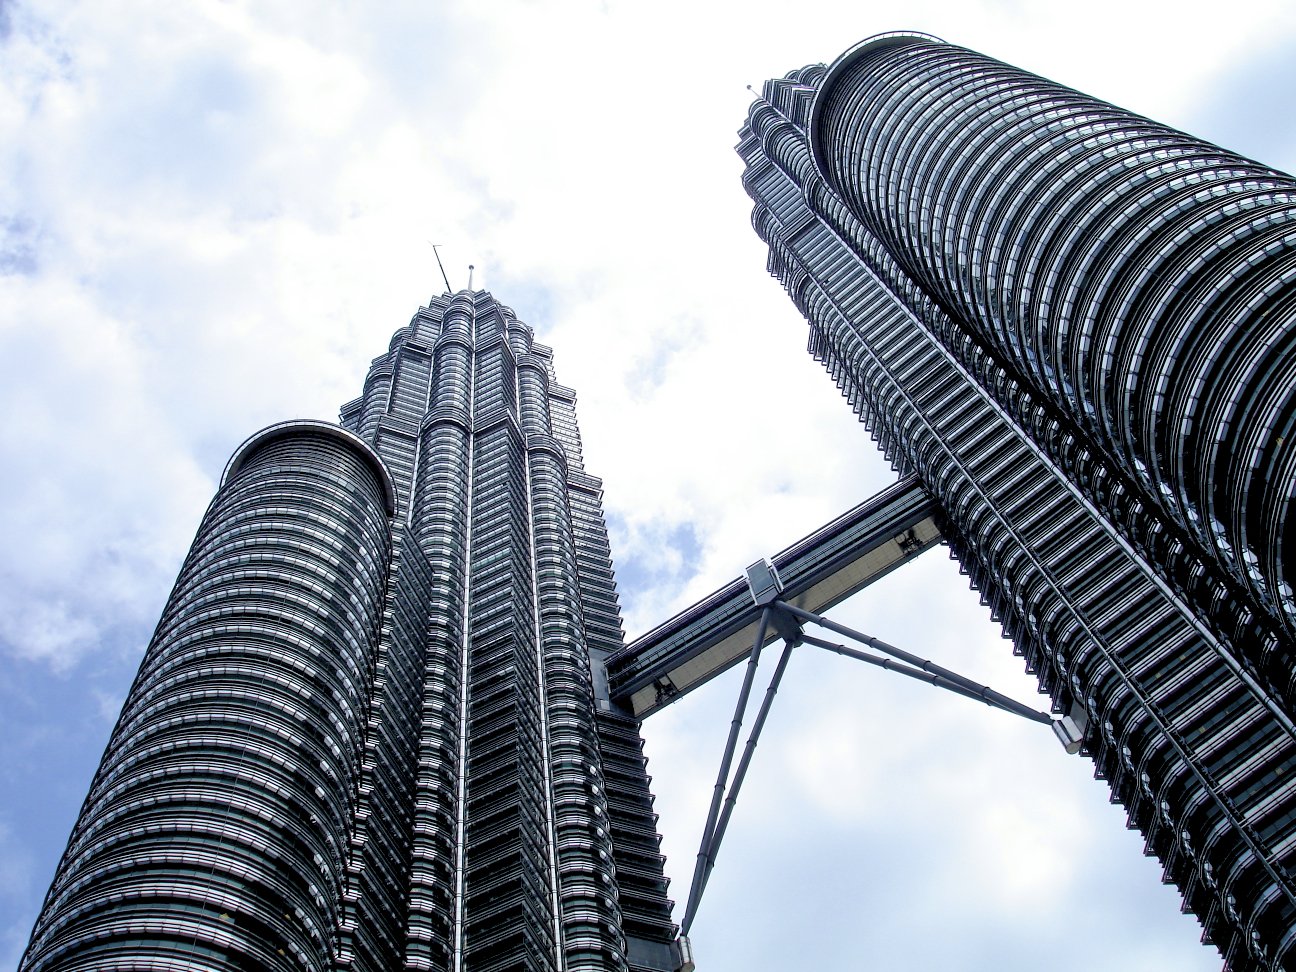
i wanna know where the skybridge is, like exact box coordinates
[607,476,942,718]
[608,477,1084,954]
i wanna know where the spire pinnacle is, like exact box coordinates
[427,242,453,295]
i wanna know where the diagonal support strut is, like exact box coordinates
[776,600,1054,725]
[678,562,1073,946]
[680,606,773,936]
[689,638,797,930]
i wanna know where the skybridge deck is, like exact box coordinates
[608,477,942,717]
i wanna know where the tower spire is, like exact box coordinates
[427,242,453,295]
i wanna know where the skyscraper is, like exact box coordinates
[738,31,1296,971]
[20,291,679,972]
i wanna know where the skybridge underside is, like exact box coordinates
[608,477,942,718]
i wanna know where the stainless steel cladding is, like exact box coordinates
[21,422,394,971]
[740,33,1296,972]
[22,292,679,972]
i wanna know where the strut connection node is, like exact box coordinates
[744,558,784,606]
[746,559,803,642]
[675,934,695,972]
[1053,701,1089,754]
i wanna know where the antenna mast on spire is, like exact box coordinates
[468,264,475,290]
[427,242,454,294]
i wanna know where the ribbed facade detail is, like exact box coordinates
[24,292,678,971]
[341,290,676,972]
[740,36,1296,972]
[343,291,676,972]
[810,34,1296,690]
[21,422,395,972]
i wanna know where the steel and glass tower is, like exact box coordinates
[738,32,1296,971]
[20,290,679,972]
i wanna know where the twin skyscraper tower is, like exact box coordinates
[21,32,1296,972]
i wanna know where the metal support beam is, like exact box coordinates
[797,633,1053,726]
[674,590,1067,942]
[680,607,772,936]
[776,601,1054,726]
[692,639,797,923]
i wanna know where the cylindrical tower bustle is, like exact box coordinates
[21,422,395,972]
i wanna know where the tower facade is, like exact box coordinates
[20,291,678,972]
[739,32,1296,970]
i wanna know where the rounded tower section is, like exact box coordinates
[21,421,394,972]
[808,32,1296,642]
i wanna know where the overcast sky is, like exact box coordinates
[3,1,1296,969]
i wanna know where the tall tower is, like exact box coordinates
[739,32,1296,971]
[20,290,679,972]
